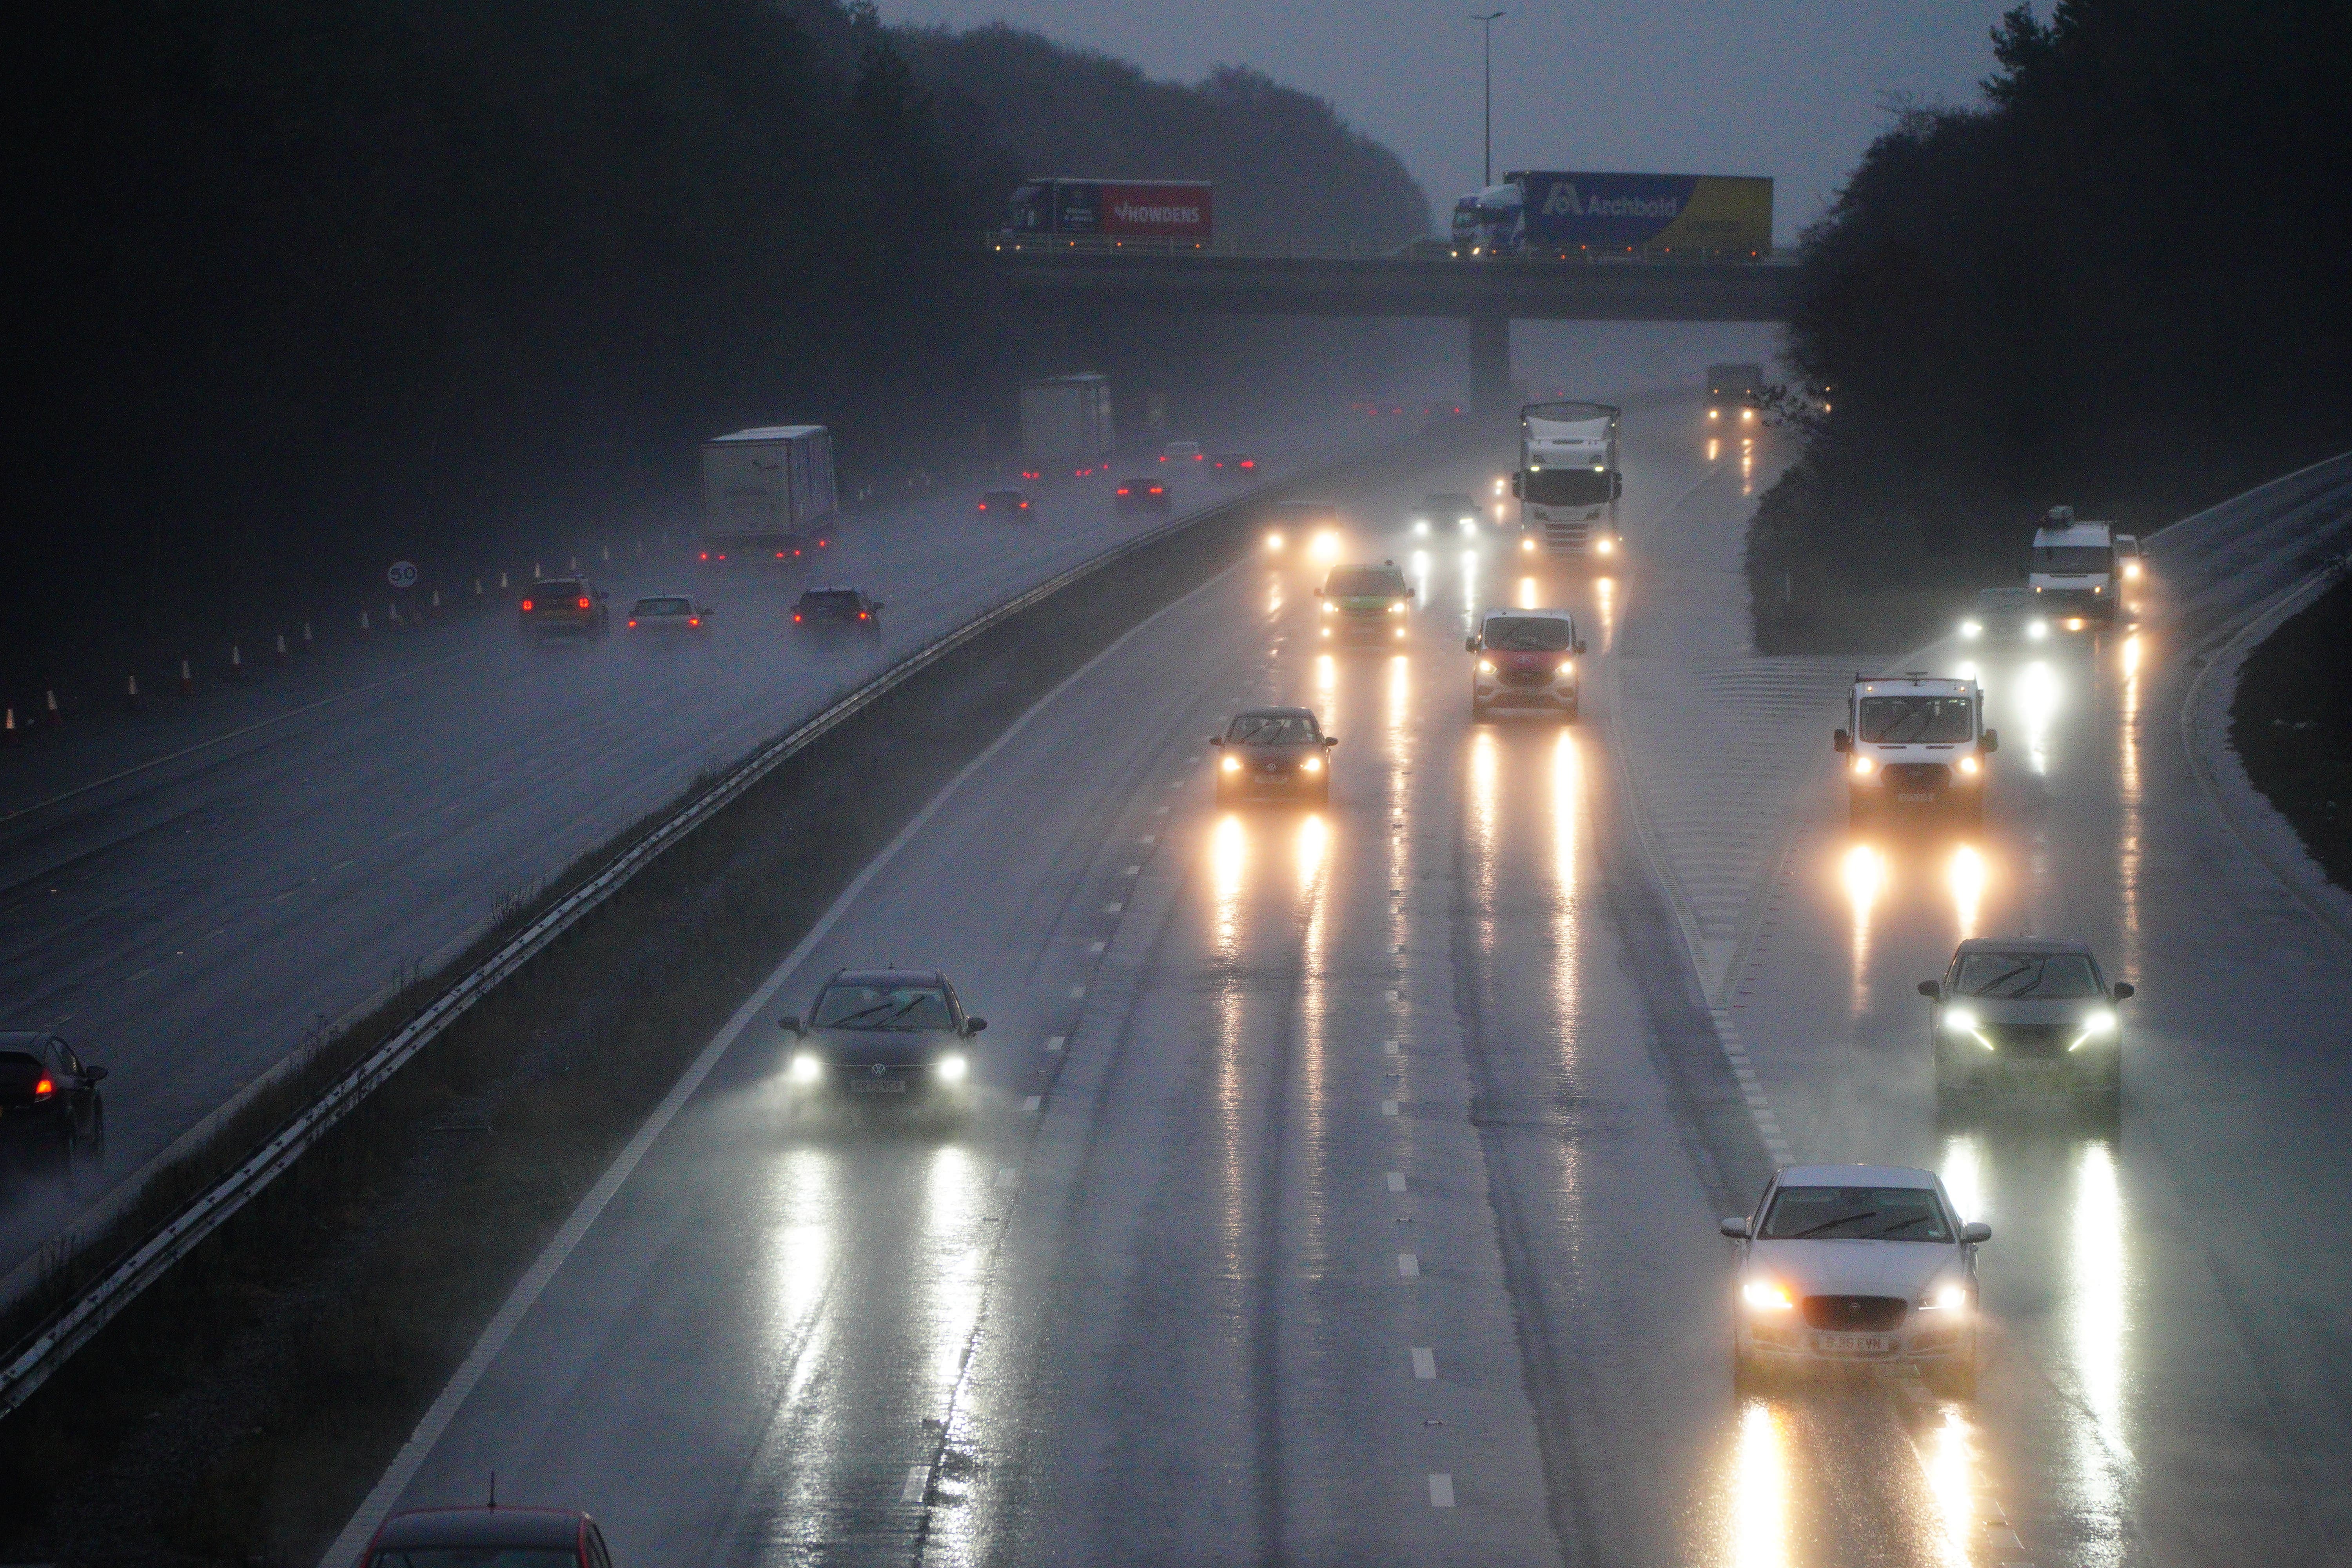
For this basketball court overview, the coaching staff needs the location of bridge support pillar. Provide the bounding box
[1468,309,1513,413]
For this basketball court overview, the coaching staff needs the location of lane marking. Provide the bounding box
[996,1167,1017,1186]
[1089,940,1106,953]
[1428,1474,1455,1508]
[1381,1100,1399,1117]
[1383,1040,1400,1056]
[1069,985,1085,998]
[1122,865,1141,876]
[1387,1172,1406,1192]
[1398,1253,1420,1277]
[900,1465,929,1504]
[1045,1035,1065,1053]
[1104,902,1123,913]
[1024,1095,1042,1112]
[1411,1347,1436,1379]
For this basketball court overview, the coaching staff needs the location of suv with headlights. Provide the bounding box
[1316,561,1413,644]
[1212,707,1336,806]
[1833,673,1997,826]
[1467,609,1584,721]
[778,970,986,1109]
[1918,938,2132,1109]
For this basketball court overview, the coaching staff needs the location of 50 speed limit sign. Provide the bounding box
[387,561,419,590]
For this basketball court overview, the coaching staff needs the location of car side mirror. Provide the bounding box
[1573,638,1587,655]
[1917,980,1942,1000]
[83,1064,109,1083]
[964,1017,988,1035]
[2111,982,2135,1001]
[1960,1221,1992,1245]
[1719,1216,1750,1239]
[778,1015,802,1034]
[1209,735,1223,746]
[1509,473,1524,499]
[1980,728,1999,754]
[1833,729,1852,753]
[1465,636,1481,653]
[1323,735,1338,748]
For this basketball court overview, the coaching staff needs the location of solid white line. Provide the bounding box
[1398,1253,1420,1277]
[1387,1172,1406,1193]
[900,1465,929,1504]
[1411,1347,1436,1379]
[321,538,1247,1566]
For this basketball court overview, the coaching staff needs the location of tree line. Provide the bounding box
[1746,0,2352,649]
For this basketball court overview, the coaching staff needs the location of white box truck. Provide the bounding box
[2027,506,2119,628]
[1021,374,1115,472]
[1514,401,1622,566]
[700,426,838,563]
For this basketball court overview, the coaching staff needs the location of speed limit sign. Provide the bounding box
[387,561,419,590]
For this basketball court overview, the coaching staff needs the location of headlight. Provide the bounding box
[1596,537,1614,555]
[1942,1007,1978,1034]
[2027,620,2049,640]
[2123,561,2142,580]
[1851,755,1875,777]
[1958,755,1980,775]
[1559,659,1575,677]
[1476,658,1495,674]
[1266,532,1284,551]
[1960,620,1982,638]
[1220,754,1241,773]
[1414,520,1430,535]
[1742,408,1757,421]
[1521,537,1536,552]
[1460,517,1476,533]
[1322,601,1336,614]
[936,1053,969,1082]
[1742,1279,1794,1312]
[1388,601,1406,614]
[1708,408,1720,419]
[2065,617,2085,631]
[2072,1009,2117,1044]
[1300,755,1323,773]
[1918,1283,1968,1312]
[789,1053,823,1083]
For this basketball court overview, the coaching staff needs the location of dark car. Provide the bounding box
[1115,477,1169,514]
[357,1505,613,1567]
[979,487,1033,517]
[1918,938,2133,1109]
[1212,707,1337,806]
[0,1032,107,1174]
[1959,586,2046,645]
[779,970,987,1107]
[1210,452,1256,476]
[519,579,610,635]
[792,586,882,633]
[625,594,710,634]
[1412,491,1483,536]
[1316,561,1414,644]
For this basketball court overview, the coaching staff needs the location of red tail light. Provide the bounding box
[775,551,785,559]
[699,551,710,561]
[1018,501,1029,509]
[689,617,700,627]
[520,599,535,612]
[793,612,802,622]
[858,611,869,619]
[1117,488,1129,497]
[32,1076,54,1100]
[1241,460,1255,469]
[577,597,591,610]
[818,539,828,547]
[978,503,987,511]
[627,619,637,628]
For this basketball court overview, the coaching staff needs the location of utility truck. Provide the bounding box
[1513,401,1622,566]
[1834,672,1998,827]
[700,426,837,564]
[2027,506,2120,628]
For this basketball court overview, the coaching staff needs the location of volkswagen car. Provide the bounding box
[1918,937,2132,1107]
[1316,561,1413,643]
[779,970,986,1109]
[1212,707,1336,806]
[519,578,609,635]
[1468,609,1584,720]
[1722,1164,1990,1396]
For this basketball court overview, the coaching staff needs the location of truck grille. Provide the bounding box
[1802,1295,1907,1332]
[1882,762,1950,789]
[1542,521,1590,553]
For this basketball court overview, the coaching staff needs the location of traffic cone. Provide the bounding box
[474,578,484,598]
[44,689,61,726]
[275,633,289,664]
[430,588,442,613]
[4,707,21,747]
[228,643,245,681]
[500,571,512,591]
[301,620,314,653]
[361,609,371,635]
[601,545,611,563]
[179,657,195,697]
[388,601,402,629]
[124,674,142,711]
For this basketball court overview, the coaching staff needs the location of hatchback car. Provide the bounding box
[792,586,882,633]
[1317,562,1414,643]
[1160,439,1203,463]
[1918,937,2132,1107]
[1115,477,1170,514]
[1468,609,1585,720]
[625,594,709,634]
[357,1504,613,1567]
[1212,707,1337,806]
[1211,452,1256,476]
[1959,585,2046,643]
[1722,1163,1991,1396]
[519,579,609,635]
[1412,491,1483,536]
[978,487,1033,517]
[780,970,986,1108]
[0,1032,107,1173]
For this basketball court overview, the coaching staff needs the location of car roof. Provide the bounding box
[1483,606,1573,621]
[376,1507,585,1549]
[1774,1164,1940,1190]
[632,593,691,604]
[801,585,865,595]
[1952,936,2096,956]
[826,968,948,989]
[1234,706,1316,720]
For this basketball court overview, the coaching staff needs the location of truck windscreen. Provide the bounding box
[1523,470,1613,506]
[2034,546,2113,572]
[1858,696,1975,743]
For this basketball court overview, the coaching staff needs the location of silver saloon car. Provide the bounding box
[1722,1164,1991,1396]
[1920,937,2133,1109]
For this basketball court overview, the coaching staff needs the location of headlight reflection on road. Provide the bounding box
[2070,1142,2129,1517]
[1842,844,1885,1017]
[1594,575,1618,652]
[1517,575,1539,609]
[1920,1406,1981,1568]
[1727,1400,1793,1568]
[922,1146,982,1380]
[1210,814,1247,949]
[2119,631,2143,963]
[1459,550,1478,617]
[1551,729,1584,1040]
[1949,845,1985,940]
[2020,659,2060,775]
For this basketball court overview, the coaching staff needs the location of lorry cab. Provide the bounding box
[1834,673,1998,827]
[2027,506,2119,628]
[1451,184,1523,255]
[1515,401,1623,566]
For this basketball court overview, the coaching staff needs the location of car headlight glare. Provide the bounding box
[1388,601,1406,614]
[1958,754,1980,775]
[1220,754,1241,773]
[1919,1284,1967,1312]
[1942,1007,1978,1034]
[2027,619,2049,639]
[1960,620,1982,638]
[1851,755,1875,777]
[1742,1279,1794,1312]
[1266,532,1284,551]
[1322,601,1336,614]
[1476,658,1495,674]
[1596,537,1614,555]
[2083,1009,2115,1035]
[789,1053,823,1083]
[937,1053,969,1082]
[1300,755,1323,773]
[1521,537,1535,552]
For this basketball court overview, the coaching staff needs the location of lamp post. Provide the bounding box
[1472,11,1504,187]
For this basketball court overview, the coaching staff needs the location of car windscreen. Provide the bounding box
[1760,1186,1953,1242]
[532,582,582,599]
[1521,469,1612,506]
[983,490,1024,504]
[1227,713,1319,746]
[632,597,690,615]
[2033,545,2112,572]
[1325,569,1405,597]
[1426,494,1476,510]
[1482,617,1574,652]
[1857,696,1974,743]
[801,591,861,608]
[1952,951,2103,998]
[812,984,955,1030]
[372,1552,579,1568]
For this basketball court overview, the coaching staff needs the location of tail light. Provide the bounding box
[627,619,637,628]
[1020,500,1029,509]
[520,599,535,612]
[1241,460,1255,469]
[792,612,802,622]
[775,552,785,559]
[858,611,869,620]
[818,539,828,547]
[700,550,710,560]
[689,617,701,627]
[32,1076,54,1100]
[1117,488,1129,497]
[577,597,591,610]
[978,503,987,511]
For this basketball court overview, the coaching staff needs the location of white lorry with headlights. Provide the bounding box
[1833,673,1997,826]
[2027,505,2119,628]
[1513,401,1622,565]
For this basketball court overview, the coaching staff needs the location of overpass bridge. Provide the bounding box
[982,243,1799,410]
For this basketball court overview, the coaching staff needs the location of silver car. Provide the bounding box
[1722,1164,1990,1396]
[1919,937,2133,1109]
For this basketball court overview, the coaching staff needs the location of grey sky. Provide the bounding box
[885,0,2021,246]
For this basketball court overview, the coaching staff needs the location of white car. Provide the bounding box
[1159,439,1203,464]
[1721,1164,1990,1396]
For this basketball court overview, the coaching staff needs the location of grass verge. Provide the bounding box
[2230,572,2352,890]
[0,416,1495,1566]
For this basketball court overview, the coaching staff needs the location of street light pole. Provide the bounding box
[1472,11,1504,187]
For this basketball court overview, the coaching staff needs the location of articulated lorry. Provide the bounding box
[1453,172,1773,258]
[700,426,838,563]
[1021,374,1116,470]
[1004,179,1214,244]
[1513,401,1622,566]
[2027,506,2120,628]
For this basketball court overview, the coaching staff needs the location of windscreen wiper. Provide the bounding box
[1791,1212,1875,1238]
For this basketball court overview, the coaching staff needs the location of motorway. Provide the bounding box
[343,385,2352,1568]
[0,414,1378,1286]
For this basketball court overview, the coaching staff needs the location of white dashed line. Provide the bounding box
[1045,1035,1065,1053]
[1123,865,1141,876]
[1428,1474,1455,1508]
[1711,1009,1794,1163]
[1104,902,1123,913]
[1385,989,1400,1002]
[1381,1100,1400,1116]
[900,1465,929,1503]
[1383,1040,1401,1056]
[1387,1171,1406,1192]
[1397,1253,1420,1277]
[1069,985,1085,998]
[1023,1095,1042,1112]
[1411,1347,1436,1379]
[1089,940,1106,953]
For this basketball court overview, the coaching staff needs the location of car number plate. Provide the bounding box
[850,1080,907,1094]
[1896,792,1935,802]
[1813,1332,1892,1355]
